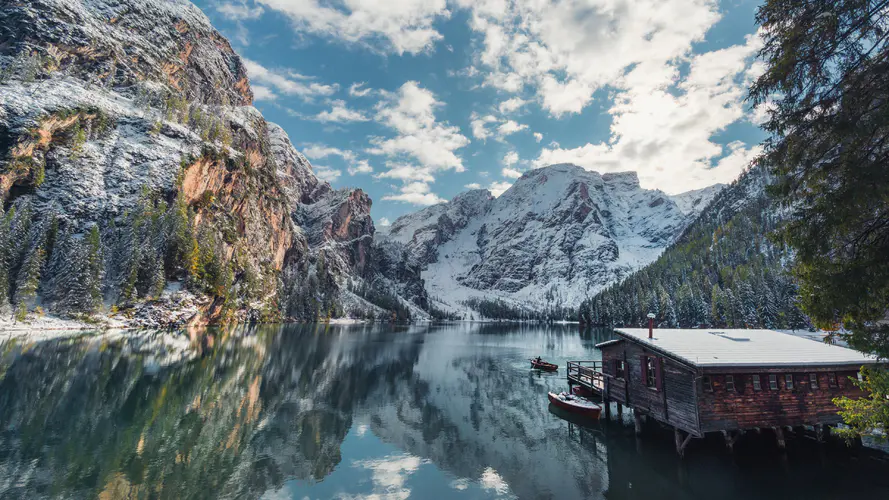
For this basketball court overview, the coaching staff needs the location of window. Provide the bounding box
[725,375,736,392]
[809,373,819,389]
[703,376,713,392]
[785,374,794,390]
[828,372,838,387]
[615,360,626,380]
[646,357,657,388]
[769,374,778,390]
[752,375,762,391]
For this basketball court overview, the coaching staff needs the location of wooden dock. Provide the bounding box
[567,361,605,394]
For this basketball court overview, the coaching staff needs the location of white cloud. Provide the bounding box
[303,144,374,176]
[312,165,341,182]
[382,181,446,206]
[313,100,370,123]
[489,181,513,197]
[251,85,276,101]
[348,159,374,175]
[379,217,391,227]
[533,132,543,142]
[464,183,482,189]
[256,0,451,55]
[215,1,264,21]
[497,120,527,138]
[502,168,522,179]
[502,151,519,167]
[470,112,498,141]
[368,82,470,205]
[242,59,337,101]
[498,97,528,114]
[462,0,722,117]
[349,82,373,97]
[534,34,764,193]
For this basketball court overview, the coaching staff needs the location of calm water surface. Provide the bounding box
[1,323,888,499]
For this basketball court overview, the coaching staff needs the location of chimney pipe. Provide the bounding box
[647,313,656,339]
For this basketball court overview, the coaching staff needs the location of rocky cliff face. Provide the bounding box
[379,164,717,315]
[0,0,415,325]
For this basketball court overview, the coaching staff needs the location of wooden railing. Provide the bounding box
[567,361,605,393]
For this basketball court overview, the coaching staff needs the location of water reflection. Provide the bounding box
[0,324,887,499]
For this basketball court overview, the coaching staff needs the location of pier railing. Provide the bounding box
[567,361,605,394]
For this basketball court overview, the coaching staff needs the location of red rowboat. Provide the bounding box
[571,385,595,398]
[547,392,602,418]
[530,359,558,372]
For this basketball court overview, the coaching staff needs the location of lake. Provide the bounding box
[1,323,888,499]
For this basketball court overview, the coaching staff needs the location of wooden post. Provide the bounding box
[616,403,623,418]
[774,427,786,450]
[674,427,693,458]
[815,424,824,443]
[634,411,643,436]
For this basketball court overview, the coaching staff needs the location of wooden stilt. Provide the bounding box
[604,400,612,420]
[815,424,824,443]
[617,403,623,418]
[674,427,693,458]
[774,427,786,450]
[634,411,643,436]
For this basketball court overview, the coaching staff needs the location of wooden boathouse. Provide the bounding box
[569,327,880,456]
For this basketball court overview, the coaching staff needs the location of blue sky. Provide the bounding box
[194,0,766,226]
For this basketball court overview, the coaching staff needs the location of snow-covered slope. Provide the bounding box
[670,184,726,215]
[380,164,713,315]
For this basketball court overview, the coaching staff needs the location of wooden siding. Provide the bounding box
[697,369,867,432]
[601,342,701,436]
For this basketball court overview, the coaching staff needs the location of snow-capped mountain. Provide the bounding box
[0,0,422,324]
[669,184,726,215]
[379,164,718,314]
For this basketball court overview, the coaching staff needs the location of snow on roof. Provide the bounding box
[613,328,880,368]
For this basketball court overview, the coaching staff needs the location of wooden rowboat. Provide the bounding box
[530,359,558,372]
[547,392,602,418]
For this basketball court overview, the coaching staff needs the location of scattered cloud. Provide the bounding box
[251,84,276,101]
[534,34,764,193]
[379,217,391,227]
[242,59,337,101]
[313,100,370,123]
[489,181,512,197]
[470,112,498,141]
[348,159,374,175]
[502,151,519,167]
[302,144,373,176]
[255,0,451,55]
[349,82,374,97]
[382,181,446,206]
[368,81,470,205]
[502,168,522,179]
[464,182,482,189]
[498,97,528,114]
[533,132,543,142]
[496,120,528,138]
[312,165,341,182]
[215,1,264,21]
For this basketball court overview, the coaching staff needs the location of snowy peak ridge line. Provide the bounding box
[381,163,715,316]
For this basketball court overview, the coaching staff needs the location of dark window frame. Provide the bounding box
[809,373,819,390]
[828,372,838,388]
[615,360,626,380]
[725,374,736,392]
[702,376,713,392]
[785,373,794,390]
[752,374,762,391]
[645,357,657,389]
[769,374,778,390]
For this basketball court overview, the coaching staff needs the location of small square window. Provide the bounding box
[646,357,657,388]
[809,373,819,389]
[616,360,625,379]
[725,375,736,392]
[785,374,794,390]
[769,374,778,390]
[703,376,713,392]
[828,372,838,387]
[752,375,762,391]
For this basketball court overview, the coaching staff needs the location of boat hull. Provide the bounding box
[530,360,558,372]
[547,392,601,418]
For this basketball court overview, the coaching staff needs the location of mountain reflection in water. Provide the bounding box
[1,323,888,499]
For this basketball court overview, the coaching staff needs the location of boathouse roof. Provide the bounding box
[609,328,880,368]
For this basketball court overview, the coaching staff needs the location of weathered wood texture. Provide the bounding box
[601,342,701,436]
[697,370,867,432]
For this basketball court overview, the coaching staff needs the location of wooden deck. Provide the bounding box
[567,361,605,394]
